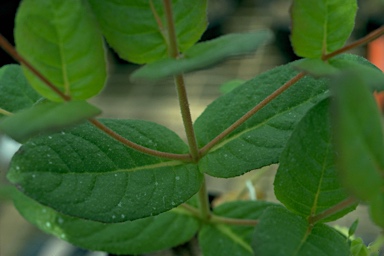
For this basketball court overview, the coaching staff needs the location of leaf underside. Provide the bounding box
[12,187,199,255]
[131,30,273,80]
[290,0,357,58]
[0,101,101,142]
[87,0,207,64]
[15,0,106,101]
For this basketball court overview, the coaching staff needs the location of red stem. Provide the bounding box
[0,34,71,101]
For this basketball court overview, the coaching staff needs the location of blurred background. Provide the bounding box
[1,0,384,255]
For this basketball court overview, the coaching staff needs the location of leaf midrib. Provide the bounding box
[205,90,329,153]
[29,160,187,175]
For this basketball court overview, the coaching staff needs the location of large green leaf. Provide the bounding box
[194,55,381,178]
[7,119,203,223]
[252,206,350,256]
[87,0,207,64]
[12,187,199,255]
[0,101,101,142]
[332,72,384,228]
[274,99,356,222]
[290,0,357,58]
[199,201,275,256]
[131,31,273,80]
[0,65,41,117]
[333,72,384,202]
[15,0,106,101]
[194,60,329,178]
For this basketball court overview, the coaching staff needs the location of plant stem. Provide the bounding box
[200,72,306,155]
[198,178,211,221]
[89,118,192,161]
[210,215,258,227]
[0,34,71,101]
[308,197,358,225]
[181,201,257,227]
[0,108,12,116]
[163,0,200,161]
[323,25,384,61]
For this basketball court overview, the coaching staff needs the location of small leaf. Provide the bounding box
[11,188,199,255]
[332,72,384,202]
[0,101,101,142]
[88,0,207,64]
[274,99,356,222]
[0,64,41,117]
[15,0,106,101]
[348,219,359,237]
[294,58,339,77]
[7,119,203,222]
[131,31,273,80]
[252,206,350,256]
[350,238,369,256]
[199,201,275,256]
[294,54,384,91]
[290,0,357,58]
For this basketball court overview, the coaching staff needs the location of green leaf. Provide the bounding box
[332,72,384,202]
[195,60,330,178]
[7,119,203,223]
[369,194,384,228]
[0,64,42,117]
[252,206,350,256]
[290,0,357,58]
[131,31,273,80]
[350,238,369,256]
[294,58,340,77]
[12,188,199,255]
[220,79,246,94]
[199,201,275,256]
[87,0,207,64]
[294,54,384,90]
[15,0,106,101]
[0,101,101,142]
[274,99,356,222]
[348,219,359,237]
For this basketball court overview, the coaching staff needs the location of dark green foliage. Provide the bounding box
[1,0,383,255]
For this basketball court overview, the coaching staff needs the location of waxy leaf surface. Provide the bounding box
[0,65,41,117]
[274,99,356,222]
[0,101,101,142]
[131,31,273,80]
[15,0,106,101]
[290,0,357,58]
[7,119,203,223]
[88,0,207,64]
[199,201,275,256]
[252,206,349,256]
[12,187,199,255]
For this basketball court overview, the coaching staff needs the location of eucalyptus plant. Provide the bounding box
[0,0,384,255]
